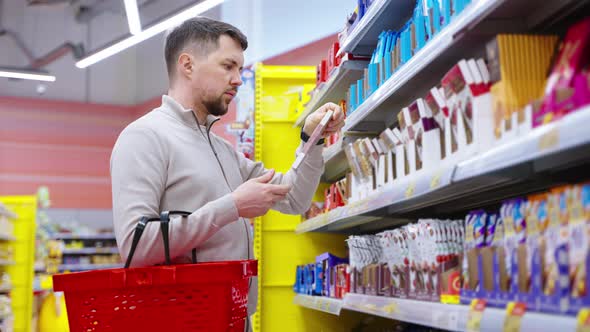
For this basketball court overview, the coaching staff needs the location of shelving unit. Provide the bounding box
[0,234,16,241]
[293,294,343,315]
[61,247,118,255]
[0,260,15,266]
[322,139,349,183]
[342,0,586,133]
[58,263,122,271]
[295,293,579,332]
[34,263,122,273]
[294,59,368,126]
[337,0,415,56]
[49,233,115,240]
[292,0,590,330]
[0,196,36,332]
[299,106,590,234]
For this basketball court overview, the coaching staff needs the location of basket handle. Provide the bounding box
[124,211,197,268]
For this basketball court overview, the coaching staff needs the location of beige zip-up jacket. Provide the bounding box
[110,95,324,316]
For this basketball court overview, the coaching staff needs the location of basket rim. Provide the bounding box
[52,259,257,293]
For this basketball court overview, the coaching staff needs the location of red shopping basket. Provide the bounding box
[52,211,257,332]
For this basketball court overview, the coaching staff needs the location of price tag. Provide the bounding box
[538,127,559,151]
[503,302,526,332]
[405,181,416,198]
[466,299,487,332]
[381,303,397,314]
[430,171,442,189]
[363,303,378,313]
[577,308,590,332]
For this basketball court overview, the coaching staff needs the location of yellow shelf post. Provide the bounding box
[252,64,359,332]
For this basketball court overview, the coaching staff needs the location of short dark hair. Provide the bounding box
[164,17,248,78]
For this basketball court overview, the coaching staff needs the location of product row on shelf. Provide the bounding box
[0,203,15,265]
[34,231,120,274]
[0,202,16,329]
[302,14,590,229]
[295,182,589,331]
[292,0,590,330]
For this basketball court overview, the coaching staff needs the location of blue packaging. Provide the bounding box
[400,22,412,64]
[349,83,357,113]
[368,63,379,96]
[413,4,427,52]
[442,0,452,27]
[357,78,364,105]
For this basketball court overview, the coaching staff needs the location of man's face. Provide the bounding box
[190,35,244,116]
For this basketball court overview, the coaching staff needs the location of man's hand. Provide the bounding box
[232,170,291,218]
[302,102,345,137]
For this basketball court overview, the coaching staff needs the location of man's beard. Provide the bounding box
[203,95,229,116]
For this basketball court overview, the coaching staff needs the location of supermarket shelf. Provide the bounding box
[294,59,368,127]
[61,247,119,255]
[342,0,584,132]
[322,142,349,183]
[338,0,415,56]
[339,293,577,332]
[0,206,17,219]
[293,294,343,315]
[33,262,44,272]
[343,294,467,331]
[50,233,116,240]
[0,286,12,293]
[58,263,122,271]
[454,106,590,181]
[34,263,122,272]
[0,260,15,266]
[0,234,15,241]
[297,107,590,234]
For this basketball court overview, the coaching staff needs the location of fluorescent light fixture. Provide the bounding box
[123,0,142,35]
[76,0,224,68]
[0,68,56,82]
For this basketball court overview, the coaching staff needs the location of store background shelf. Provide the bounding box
[0,234,16,242]
[61,247,119,255]
[50,233,115,240]
[295,293,579,332]
[337,0,415,56]
[294,59,368,127]
[293,294,343,315]
[0,286,12,293]
[299,107,590,234]
[0,260,15,266]
[342,0,587,133]
[58,263,122,271]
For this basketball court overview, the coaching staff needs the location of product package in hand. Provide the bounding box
[293,110,334,170]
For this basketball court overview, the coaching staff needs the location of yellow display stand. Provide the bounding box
[0,196,37,332]
[38,292,68,332]
[252,64,357,332]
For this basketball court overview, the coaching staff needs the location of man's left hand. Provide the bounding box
[303,102,345,137]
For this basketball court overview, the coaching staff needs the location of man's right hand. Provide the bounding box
[232,170,291,218]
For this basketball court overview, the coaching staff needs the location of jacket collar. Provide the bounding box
[161,95,219,130]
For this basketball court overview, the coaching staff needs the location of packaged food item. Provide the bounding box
[569,184,589,298]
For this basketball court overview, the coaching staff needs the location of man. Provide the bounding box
[110,16,344,330]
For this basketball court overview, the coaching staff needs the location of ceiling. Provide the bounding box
[0,0,221,105]
[0,0,354,105]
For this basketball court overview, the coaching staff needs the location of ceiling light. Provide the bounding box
[123,0,142,35]
[0,68,56,82]
[76,0,224,68]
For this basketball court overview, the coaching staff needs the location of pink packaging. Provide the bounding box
[539,17,590,123]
